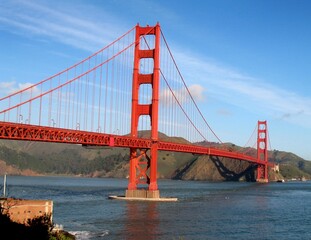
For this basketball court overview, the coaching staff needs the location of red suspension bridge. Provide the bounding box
[0,24,273,199]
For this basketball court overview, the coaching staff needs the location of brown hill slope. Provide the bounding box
[0,135,310,181]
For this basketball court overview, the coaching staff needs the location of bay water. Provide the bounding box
[3,176,311,239]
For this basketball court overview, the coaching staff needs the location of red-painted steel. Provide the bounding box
[129,24,161,191]
[256,121,269,182]
[0,23,273,190]
[0,122,151,148]
[0,121,274,168]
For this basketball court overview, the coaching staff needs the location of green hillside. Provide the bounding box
[0,135,310,181]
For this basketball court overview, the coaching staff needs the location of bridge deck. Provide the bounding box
[0,121,271,166]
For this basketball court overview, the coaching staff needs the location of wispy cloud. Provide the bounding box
[0,0,126,52]
[160,84,205,107]
[1,0,310,130]
[188,84,205,102]
[217,109,233,116]
[172,49,311,128]
[0,81,16,94]
[0,81,40,96]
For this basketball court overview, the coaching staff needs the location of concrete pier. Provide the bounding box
[257,179,269,183]
[109,189,178,202]
[125,189,160,198]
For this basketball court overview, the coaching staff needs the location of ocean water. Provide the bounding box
[3,176,311,240]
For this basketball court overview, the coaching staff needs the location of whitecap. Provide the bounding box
[70,230,110,239]
[69,231,91,240]
[98,230,109,237]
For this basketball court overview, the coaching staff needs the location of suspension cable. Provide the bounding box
[0,26,136,102]
[160,29,222,143]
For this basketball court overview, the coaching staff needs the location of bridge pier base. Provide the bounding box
[125,189,160,199]
[256,178,269,183]
[109,189,177,201]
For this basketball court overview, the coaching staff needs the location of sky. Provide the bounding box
[0,0,311,160]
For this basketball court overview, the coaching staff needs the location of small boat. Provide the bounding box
[277,179,285,183]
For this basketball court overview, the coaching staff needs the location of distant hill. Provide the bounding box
[269,149,311,179]
[0,133,310,181]
[0,133,193,179]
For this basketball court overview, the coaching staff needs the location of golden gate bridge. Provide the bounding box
[0,24,273,199]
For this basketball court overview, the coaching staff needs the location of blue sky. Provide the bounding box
[0,0,311,159]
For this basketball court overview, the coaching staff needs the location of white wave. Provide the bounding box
[69,231,91,240]
[70,230,109,239]
[99,230,109,237]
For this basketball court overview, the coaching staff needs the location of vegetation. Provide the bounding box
[270,149,311,179]
[279,164,310,179]
[0,206,75,240]
[0,144,128,175]
[0,137,311,181]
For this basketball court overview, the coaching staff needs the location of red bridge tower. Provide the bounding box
[256,121,269,183]
[126,24,161,198]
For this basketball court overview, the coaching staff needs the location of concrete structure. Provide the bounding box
[109,195,178,202]
[0,198,53,224]
[272,164,280,173]
[126,189,160,199]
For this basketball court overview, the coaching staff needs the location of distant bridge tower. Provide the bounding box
[256,121,269,183]
[126,24,161,198]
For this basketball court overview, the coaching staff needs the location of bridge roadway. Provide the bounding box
[0,121,272,166]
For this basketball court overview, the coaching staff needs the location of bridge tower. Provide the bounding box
[256,120,269,183]
[126,24,161,199]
